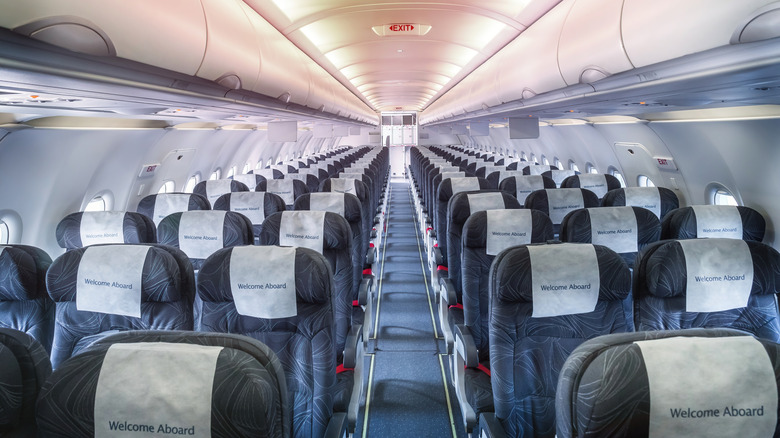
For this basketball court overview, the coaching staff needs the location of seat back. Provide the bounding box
[136,193,210,226]
[0,245,54,352]
[37,330,287,438]
[193,179,250,208]
[256,178,309,209]
[253,168,284,180]
[197,246,335,438]
[295,192,365,302]
[561,174,622,199]
[285,171,321,194]
[446,190,522,299]
[56,211,156,250]
[525,188,600,235]
[212,191,286,240]
[0,328,51,437]
[231,173,266,191]
[661,205,766,241]
[435,177,491,267]
[489,243,631,437]
[634,238,780,341]
[499,174,557,206]
[601,186,679,220]
[45,244,194,368]
[559,206,661,268]
[156,210,254,270]
[258,211,353,361]
[557,328,780,438]
[461,210,553,358]
[542,169,577,188]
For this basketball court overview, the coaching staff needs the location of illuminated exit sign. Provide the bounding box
[372,24,432,36]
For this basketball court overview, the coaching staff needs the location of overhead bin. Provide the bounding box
[496,0,571,103]
[0,0,207,75]
[622,0,777,68]
[558,0,633,86]
[198,0,260,90]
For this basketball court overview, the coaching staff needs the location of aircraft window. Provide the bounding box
[267,158,273,167]
[84,196,107,212]
[608,166,626,187]
[521,152,528,161]
[587,163,599,174]
[242,162,251,174]
[569,160,580,172]
[531,154,538,163]
[542,155,549,166]
[184,175,200,193]
[209,169,221,180]
[712,187,739,206]
[638,175,656,187]
[226,166,236,179]
[554,157,562,168]
[158,180,175,194]
[0,220,8,244]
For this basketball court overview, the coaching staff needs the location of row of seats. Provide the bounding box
[409,145,780,438]
[0,146,390,437]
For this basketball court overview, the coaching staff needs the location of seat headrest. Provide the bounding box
[0,246,44,301]
[46,245,183,305]
[294,193,362,224]
[543,169,577,187]
[136,193,210,226]
[56,211,156,249]
[525,188,600,225]
[156,211,253,262]
[462,209,554,253]
[447,191,521,225]
[557,328,780,438]
[212,191,287,226]
[661,205,765,241]
[602,187,679,219]
[259,211,352,252]
[639,239,780,302]
[492,243,630,308]
[230,173,265,191]
[37,336,286,437]
[198,246,331,309]
[437,177,490,201]
[561,174,621,198]
[193,180,250,207]
[559,206,660,254]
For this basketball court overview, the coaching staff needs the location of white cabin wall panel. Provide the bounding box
[0,0,207,75]
[0,128,166,257]
[648,119,780,245]
[593,122,690,205]
[198,0,260,90]
[497,0,572,103]
[621,0,775,67]
[558,0,633,85]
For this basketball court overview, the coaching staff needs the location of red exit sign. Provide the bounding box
[389,23,414,32]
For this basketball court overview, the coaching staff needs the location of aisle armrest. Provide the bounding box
[453,324,479,432]
[324,412,348,438]
[478,413,507,438]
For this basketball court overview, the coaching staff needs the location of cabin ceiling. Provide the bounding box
[246,0,561,112]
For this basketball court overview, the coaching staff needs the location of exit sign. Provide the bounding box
[372,24,432,36]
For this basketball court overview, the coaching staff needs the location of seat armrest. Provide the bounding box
[343,324,363,369]
[324,412,348,438]
[439,277,457,305]
[432,245,443,266]
[365,247,376,265]
[454,325,478,368]
[358,277,373,306]
[478,413,507,438]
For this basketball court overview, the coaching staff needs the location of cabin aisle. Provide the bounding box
[358,178,465,437]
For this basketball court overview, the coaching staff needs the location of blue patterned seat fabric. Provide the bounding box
[0,328,51,437]
[256,179,309,209]
[660,205,765,241]
[36,330,287,438]
[319,178,372,262]
[561,174,622,197]
[193,179,250,208]
[634,239,780,341]
[0,245,54,353]
[524,188,600,235]
[434,177,492,269]
[488,243,631,438]
[197,246,341,438]
[258,211,354,365]
[55,211,157,250]
[601,187,679,219]
[555,328,776,438]
[45,244,194,368]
